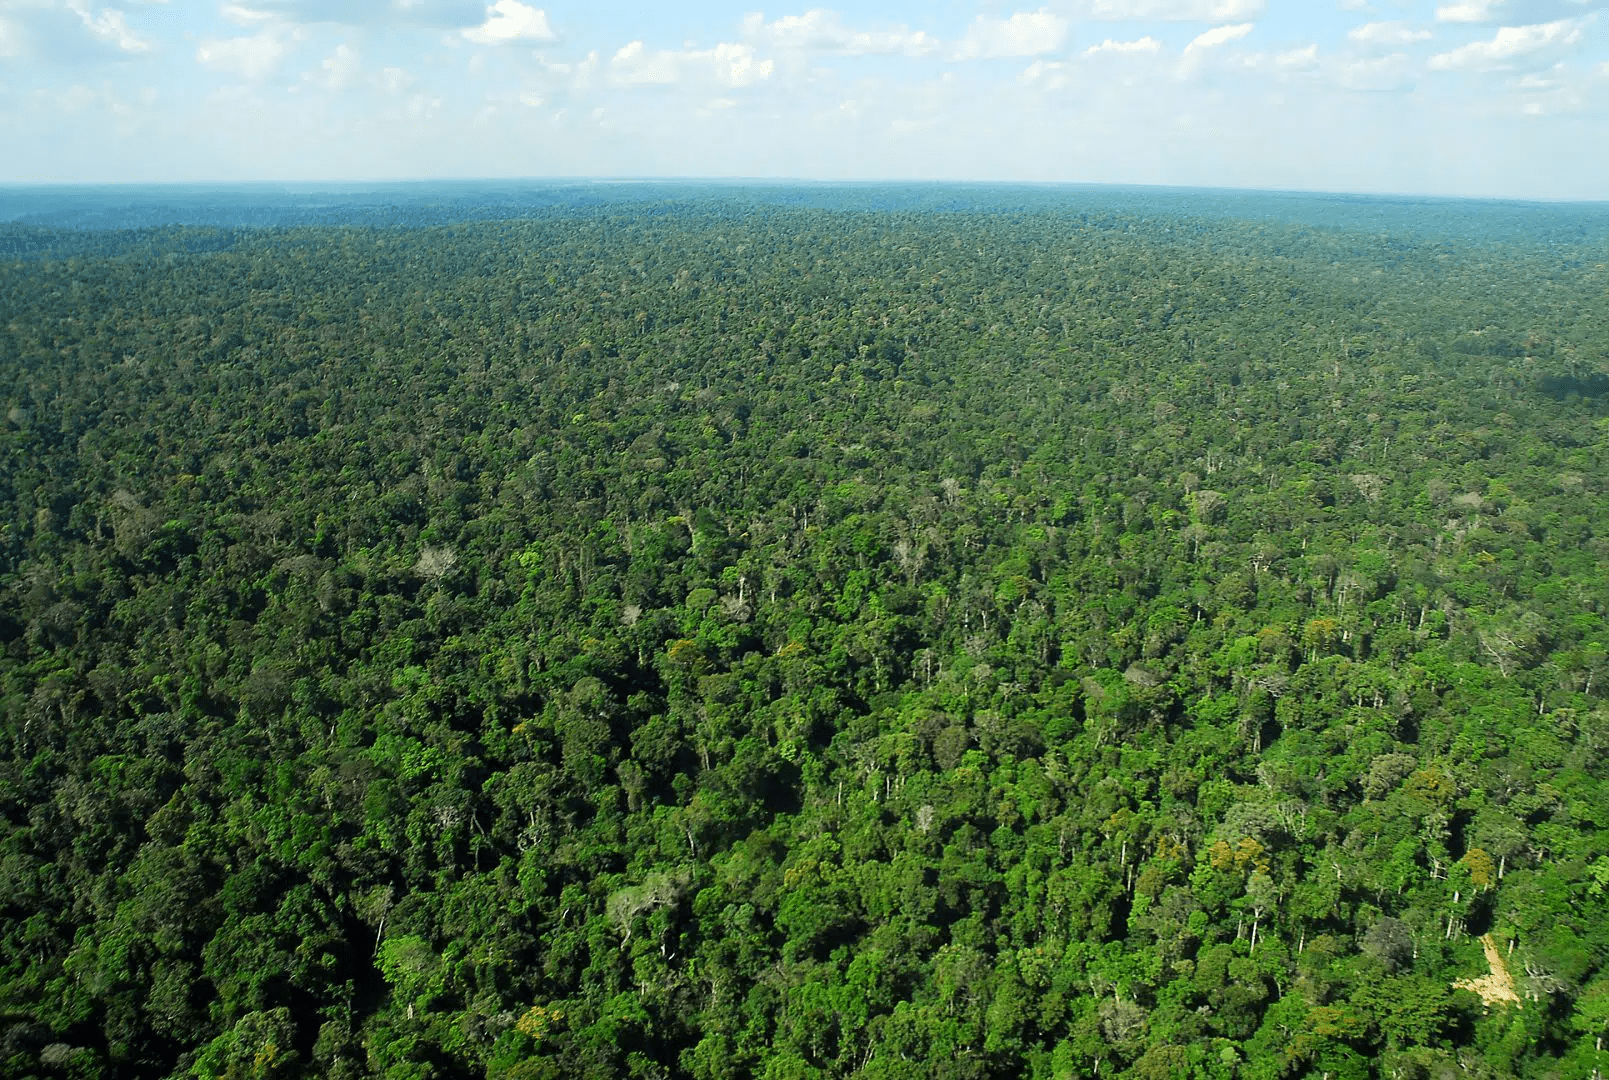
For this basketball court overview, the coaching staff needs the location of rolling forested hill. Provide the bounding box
[0,190,1607,1080]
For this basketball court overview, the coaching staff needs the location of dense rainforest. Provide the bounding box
[0,191,1607,1080]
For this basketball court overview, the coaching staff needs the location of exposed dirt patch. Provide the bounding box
[1453,933,1522,1010]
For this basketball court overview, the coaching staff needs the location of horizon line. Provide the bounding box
[3,176,1609,208]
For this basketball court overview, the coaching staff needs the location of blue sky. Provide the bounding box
[1,0,1605,197]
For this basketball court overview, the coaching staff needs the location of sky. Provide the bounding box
[1,0,1606,197]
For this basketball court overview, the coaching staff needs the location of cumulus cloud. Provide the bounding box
[406,92,441,119]
[1088,0,1264,20]
[65,0,149,52]
[1184,22,1254,52]
[319,42,358,87]
[953,9,1069,59]
[741,10,938,56]
[703,42,772,85]
[1435,0,1504,21]
[223,5,277,25]
[1338,51,1417,89]
[1348,21,1433,47]
[609,41,677,84]
[1275,44,1319,68]
[196,30,290,78]
[1019,58,1074,88]
[377,65,413,92]
[0,16,22,59]
[1431,0,1577,23]
[461,0,554,44]
[1428,18,1583,70]
[1083,36,1162,56]
[1240,42,1320,73]
[610,40,773,87]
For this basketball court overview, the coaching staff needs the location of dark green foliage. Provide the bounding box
[0,196,1607,1079]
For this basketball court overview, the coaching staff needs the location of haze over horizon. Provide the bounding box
[3,0,1608,200]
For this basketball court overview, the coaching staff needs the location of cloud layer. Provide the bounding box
[3,1,1608,197]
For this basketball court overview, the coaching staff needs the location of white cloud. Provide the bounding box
[0,2,167,64]
[377,65,412,92]
[0,16,25,59]
[461,0,554,44]
[1082,35,1163,56]
[1337,50,1416,89]
[45,82,104,112]
[1435,0,1503,21]
[1348,21,1432,47]
[610,40,677,84]
[953,9,1068,59]
[1019,58,1070,87]
[223,4,277,24]
[1432,0,1577,24]
[1275,44,1319,68]
[1515,67,1582,114]
[319,42,358,88]
[741,10,938,56]
[65,0,150,53]
[1088,0,1263,20]
[707,41,774,85]
[196,31,289,78]
[1428,18,1583,70]
[610,40,774,87]
[571,48,598,87]
[1184,22,1254,52]
[1240,42,1319,73]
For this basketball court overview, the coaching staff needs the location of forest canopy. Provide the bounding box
[0,188,1607,1080]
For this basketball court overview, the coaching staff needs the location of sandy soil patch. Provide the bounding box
[1453,933,1521,1010]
